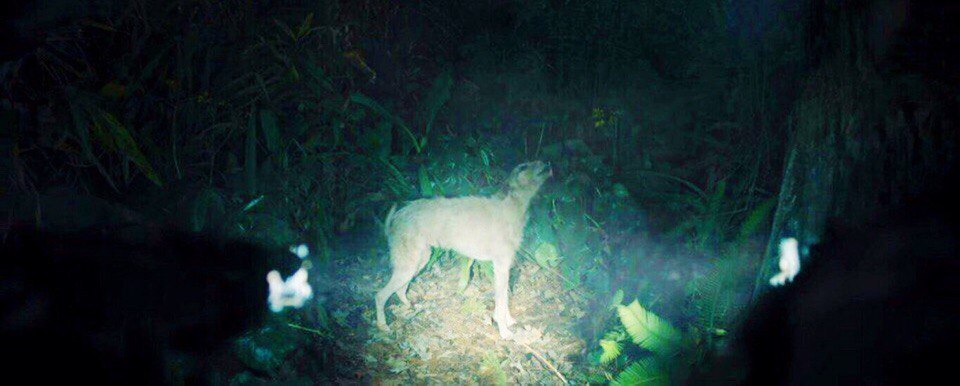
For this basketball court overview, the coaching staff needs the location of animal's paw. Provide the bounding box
[493,313,517,328]
[376,322,391,333]
[498,326,515,340]
[511,325,543,344]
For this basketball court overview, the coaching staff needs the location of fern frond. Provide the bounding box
[611,358,669,386]
[692,255,749,331]
[599,339,622,364]
[480,352,508,386]
[617,300,682,355]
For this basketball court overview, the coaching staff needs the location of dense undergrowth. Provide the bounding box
[1,0,815,383]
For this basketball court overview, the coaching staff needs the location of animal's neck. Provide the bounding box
[503,188,538,222]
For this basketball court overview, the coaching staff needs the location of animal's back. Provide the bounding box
[387,196,521,261]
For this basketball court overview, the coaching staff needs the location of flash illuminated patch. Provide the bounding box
[289,244,309,259]
[769,237,800,286]
[266,268,313,312]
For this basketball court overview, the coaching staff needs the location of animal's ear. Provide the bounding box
[507,164,524,186]
[509,170,529,189]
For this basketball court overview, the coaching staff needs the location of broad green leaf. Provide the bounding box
[599,339,621,364]
[611,358,669,386]
[98,111,162,186]
[617,300,682,355]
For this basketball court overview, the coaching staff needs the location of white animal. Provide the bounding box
[375,161,552,339]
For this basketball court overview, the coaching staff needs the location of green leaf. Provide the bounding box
[243,195,265,212]
[273,19,297,41]
[379,157,416,197]
[599,339,622,364]
[245,111,257,195]
[350,92,420,153]
[738,198,776,240]
[533,242,561,268]
[617,300,682,355]
[611,358,669,386]
[297,13,314,39]
[374,119,393,158]
[260,109,281,154]
[610,289,625,310]
[478,261,494,283]
[303,52,333,92]
[98,111,162,186]
[90,118,116,151]
[68,98,117,191]
[480,148,490,167]
[191,188,225,232]
[421,69,452,136]
[480,352,508,386]
[458,257,474,293]
[418,165,434,196]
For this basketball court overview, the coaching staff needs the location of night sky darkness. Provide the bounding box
[1,1,958,384]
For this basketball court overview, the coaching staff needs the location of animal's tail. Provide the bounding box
[383,204,398,238]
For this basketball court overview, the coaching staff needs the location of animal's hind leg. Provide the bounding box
[397,283,411,306]
[375,245,428,331]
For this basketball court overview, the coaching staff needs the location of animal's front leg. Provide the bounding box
[493,259,515,339]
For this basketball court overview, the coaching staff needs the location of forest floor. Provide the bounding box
[312,243,591,384]
[291,224,719,385]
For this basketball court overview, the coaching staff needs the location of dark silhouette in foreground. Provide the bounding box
[0,227,274,385]
[741,187,960,384]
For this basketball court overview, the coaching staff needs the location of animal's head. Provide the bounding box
[507,160,552,195]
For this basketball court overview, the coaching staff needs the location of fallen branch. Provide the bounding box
[516,340,568,385]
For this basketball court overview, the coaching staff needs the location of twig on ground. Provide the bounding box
[516,340,568,385]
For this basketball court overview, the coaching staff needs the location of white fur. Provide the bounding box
[267,268,313,312]
[770,237,801,286]
[376,161,552,339]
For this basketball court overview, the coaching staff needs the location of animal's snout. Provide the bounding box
[532,161,552,178]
